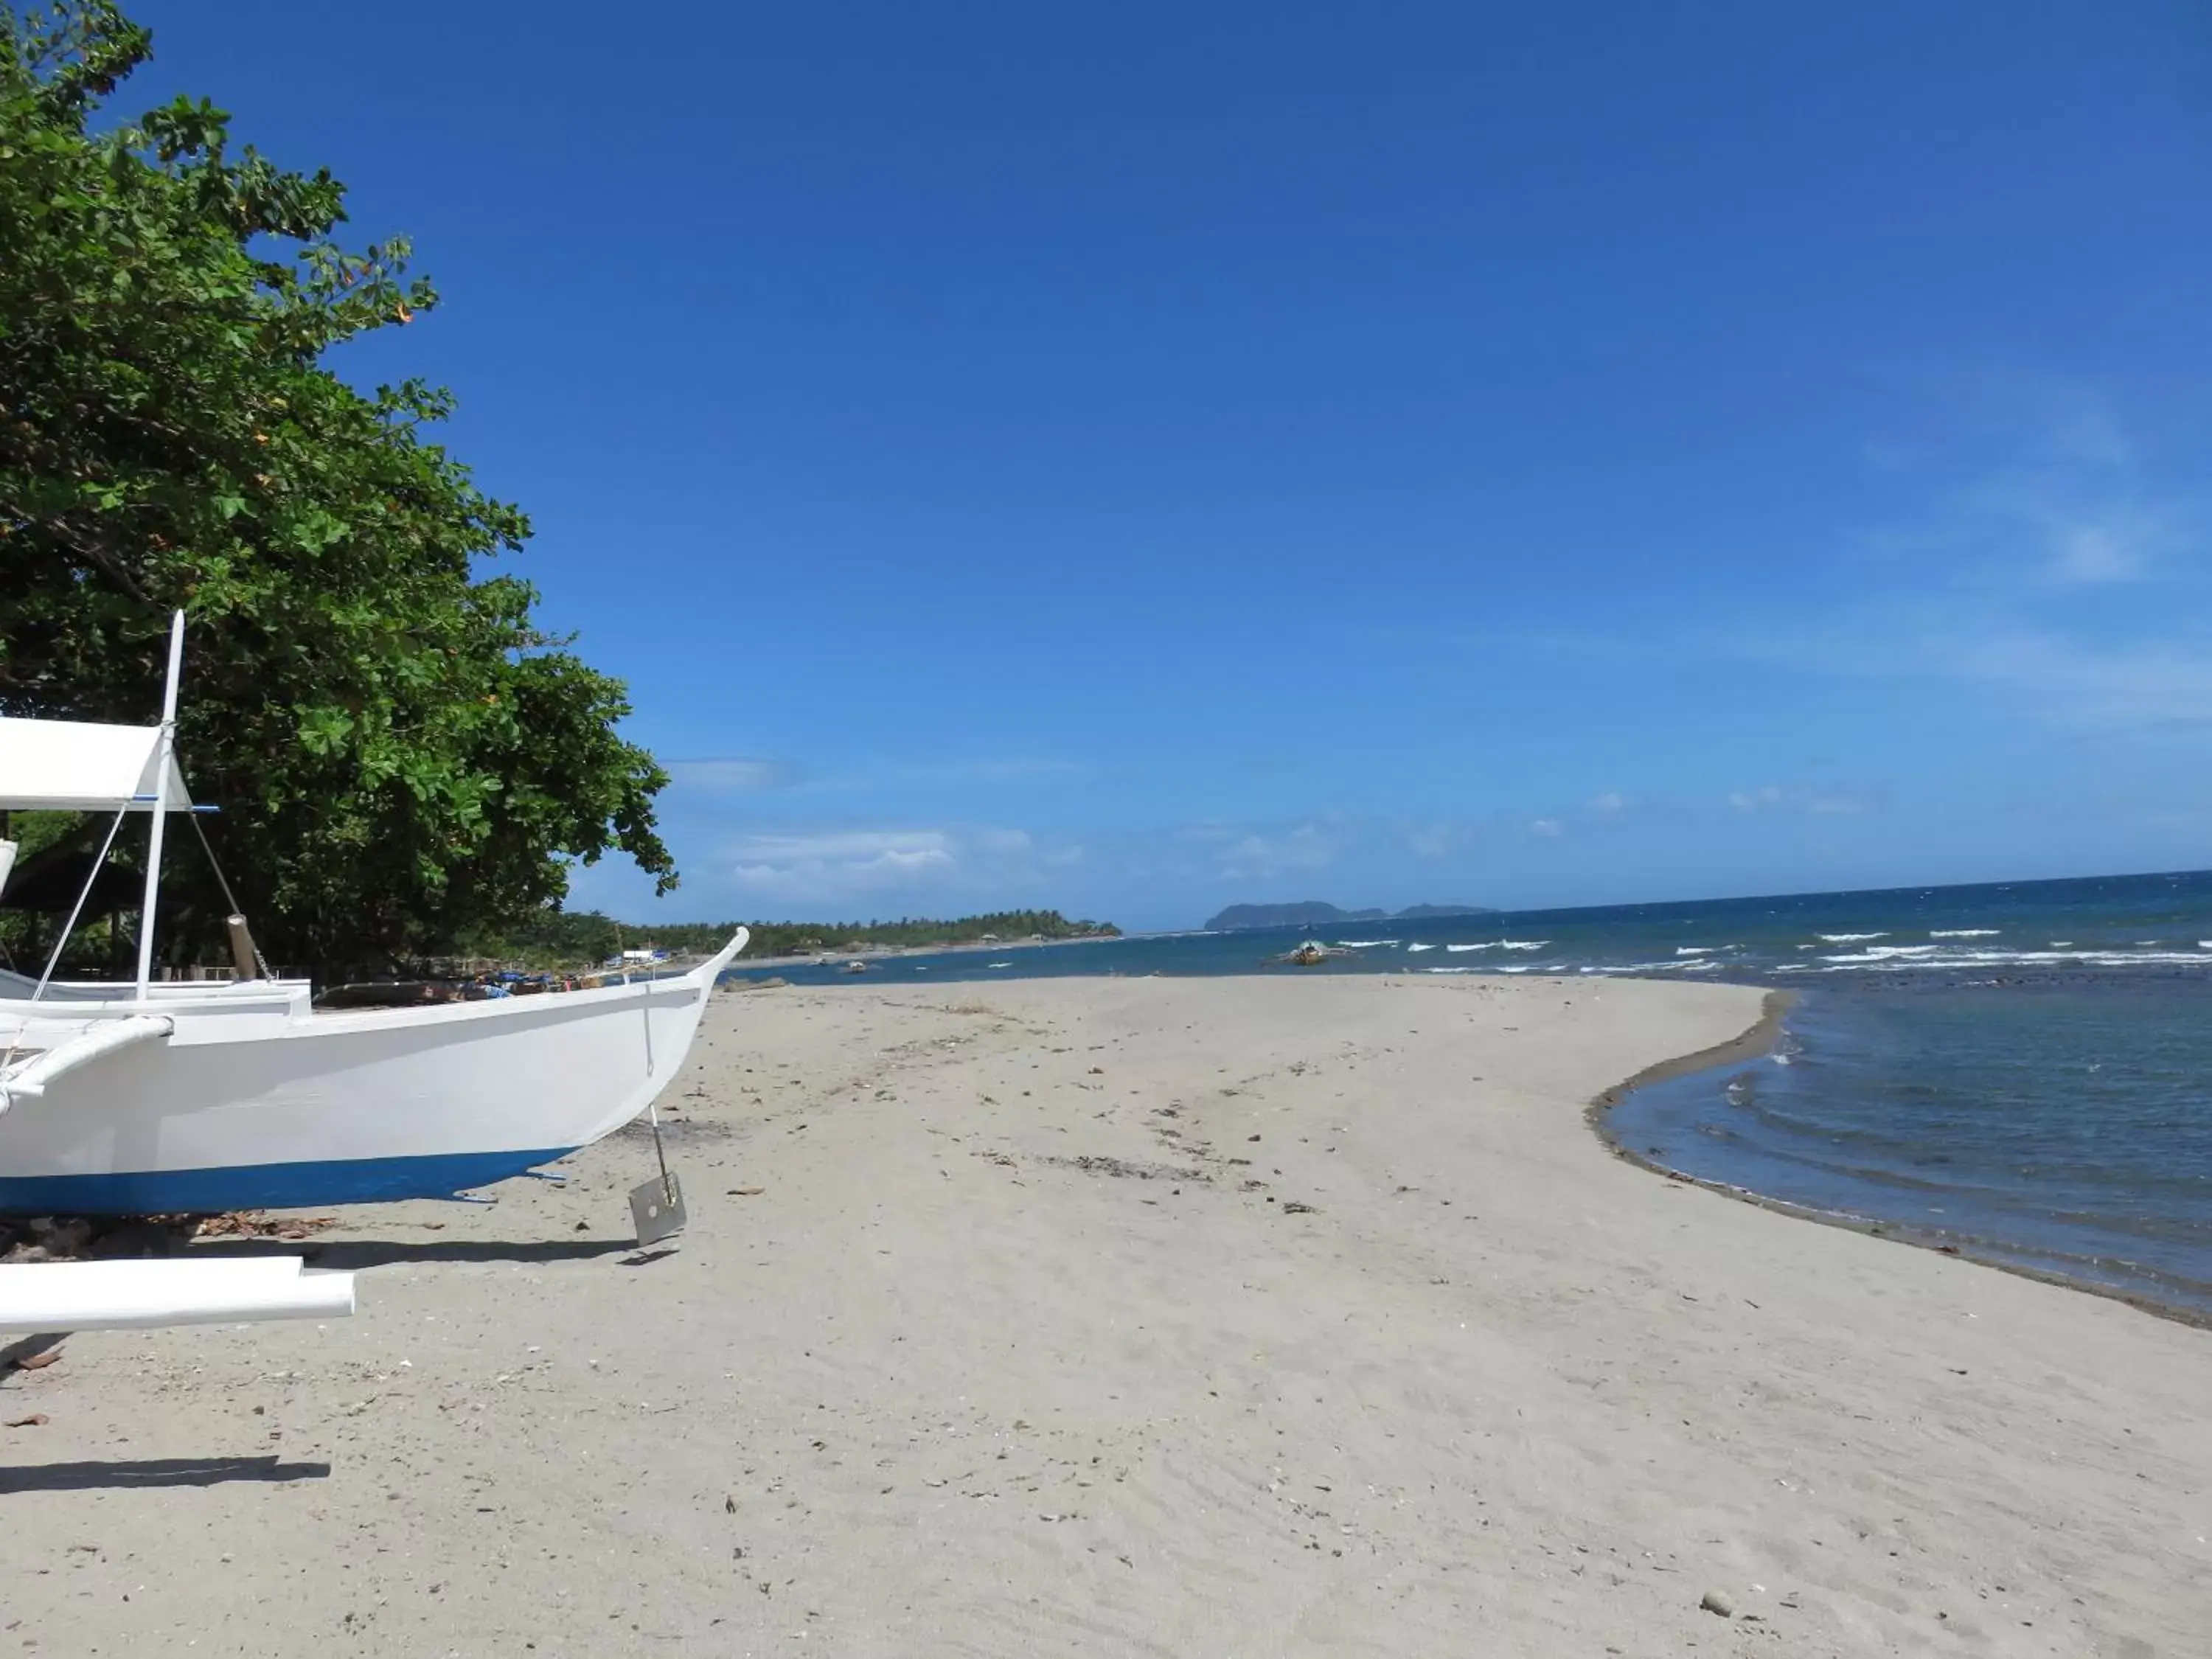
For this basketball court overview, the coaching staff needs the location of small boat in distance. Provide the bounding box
[0,613,745,1215]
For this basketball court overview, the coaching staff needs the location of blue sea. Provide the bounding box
[723,869,2212,1319]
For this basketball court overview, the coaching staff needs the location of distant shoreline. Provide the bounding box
[730,931,1123,972]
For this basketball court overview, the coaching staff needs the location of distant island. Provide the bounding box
[1203,901,1497,931]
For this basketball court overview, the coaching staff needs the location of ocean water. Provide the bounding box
[723,869,2212,1317]
[1607,983,2212,1316]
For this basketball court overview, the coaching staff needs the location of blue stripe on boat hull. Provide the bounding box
[0,1148,579,1216]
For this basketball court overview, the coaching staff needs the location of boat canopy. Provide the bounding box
[0,717,195,812]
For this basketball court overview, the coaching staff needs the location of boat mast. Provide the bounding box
[134,611,186,1001]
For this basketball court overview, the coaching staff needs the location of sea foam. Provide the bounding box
[1814,945,2212,973]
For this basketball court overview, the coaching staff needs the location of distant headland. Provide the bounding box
[1203,901,1498,932]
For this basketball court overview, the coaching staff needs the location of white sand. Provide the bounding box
[2,975,2205,1657]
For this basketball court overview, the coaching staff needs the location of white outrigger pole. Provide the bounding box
[0,1255,353,1336]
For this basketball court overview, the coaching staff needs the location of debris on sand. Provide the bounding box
[194,1212,340,1242]
[1043,1155,1208,1183]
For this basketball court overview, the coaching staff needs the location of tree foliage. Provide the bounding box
[0,3,674,974]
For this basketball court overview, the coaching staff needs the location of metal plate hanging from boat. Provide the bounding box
[629,1172,688,1247]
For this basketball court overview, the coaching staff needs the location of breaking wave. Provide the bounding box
[1820,945,1941,964]
[1815,947,2212,973]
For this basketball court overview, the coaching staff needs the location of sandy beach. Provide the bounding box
[3,974,2205,1657]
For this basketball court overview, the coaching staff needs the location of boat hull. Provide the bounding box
[0,936,744,1215]
[0,1145,577,1214]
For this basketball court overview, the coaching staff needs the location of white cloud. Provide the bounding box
[886,759,1089,787]
[1222,824,1333,880]
[1958,486,2175,588]
[1728,785,1867,816]
[1587,791,1626,815]
[2033,384,2132,469]
[1461,388,2202,741]
[728,830,955,900]
[1530,818,1563,838]
[1733,611,2212,734]
[1848,385,2186,591]
[664,757,794,792]
[1953,395,2178,586]
[1407,823,1454,858]
[717,825,1080,907]
[2042,512,2164,585]
[1705,389,2209,731]
[1942,630,2212,729]
[782,757,1091,796]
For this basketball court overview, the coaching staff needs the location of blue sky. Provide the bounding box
[137,2,2212,931]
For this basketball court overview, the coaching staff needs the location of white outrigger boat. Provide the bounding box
[0,613,744,1217]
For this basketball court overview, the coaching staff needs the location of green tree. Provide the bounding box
[0,3,675,975]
